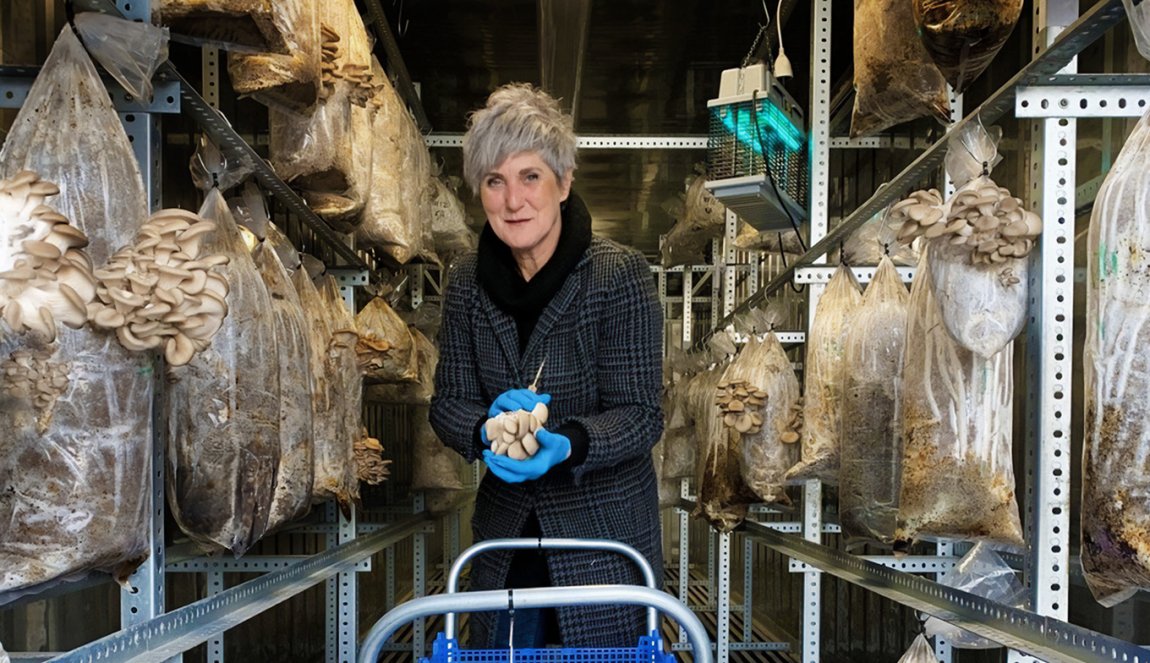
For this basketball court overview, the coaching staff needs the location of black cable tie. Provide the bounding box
[883,242,891,257]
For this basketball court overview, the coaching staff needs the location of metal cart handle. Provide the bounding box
[357,585,714,663]
[444,537,659,639]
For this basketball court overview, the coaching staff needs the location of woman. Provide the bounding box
[429,82,664,648]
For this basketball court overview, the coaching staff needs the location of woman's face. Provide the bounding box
[480,150,572,265]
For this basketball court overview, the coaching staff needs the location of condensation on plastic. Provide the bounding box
[357,62,425,265]
[897,249,1022,546]
[839,257,909,544]
[851,0,951,138]
[923,543,1028,648]
[252,241,315,533]
[166,189,280,556]
[227,0,321,113]
[1082,108,1150,607]
[730,333,800,505]
[74,13,169,102]
[0,27,152,601]
[786,264,862,483]
[912,0,1024,94]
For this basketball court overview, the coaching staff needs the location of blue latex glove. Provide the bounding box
[482,429,571,483]
[487,388,551,418]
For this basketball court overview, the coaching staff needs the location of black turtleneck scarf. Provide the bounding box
[476,191,593,352]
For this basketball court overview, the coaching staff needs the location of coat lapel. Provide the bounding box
[522,255,587,368]
[478,288,521,374]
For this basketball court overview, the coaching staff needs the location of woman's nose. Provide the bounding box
[505,180,525,210]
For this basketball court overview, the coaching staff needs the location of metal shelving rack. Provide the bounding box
[698,1,1146,662]
[0,1,457,661]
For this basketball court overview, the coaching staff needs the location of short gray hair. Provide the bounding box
[462,83,577,195]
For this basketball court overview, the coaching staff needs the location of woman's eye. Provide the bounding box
[525,172,540,182]
[485,177,502,187]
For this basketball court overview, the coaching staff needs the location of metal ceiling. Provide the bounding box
[386,0,817,257]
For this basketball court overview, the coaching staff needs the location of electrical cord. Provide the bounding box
[750,88,807,254]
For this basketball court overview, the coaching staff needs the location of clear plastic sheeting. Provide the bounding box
[897,250,1022,547]
[364,327,436,405]
[430,176,477,266]
[167,190,280,556]
[316,274,362,509]
[73,12,169,102]
[252,243,314,533]
[729,333,800,506]
[0,26,152,601]
[912,0,1024,94]
[357,64,425,266]
[660,379,696,481]
[924,543,1028,648]
[843,211,920,267]
[412,413,464,493]
[786,264,862,483]
[930,123,1030,358]
[155,0,299,52]
[227,0,320,112]
[1083,108,1150,607]
[291,267,352,508]
[1124,0,1150,59]
[691,336,758,532]
[839,257,909,544]
[659,174,732,267]
[896,634,936,663]
[851,0,950,137]
[268,0,373,228]
[356,296,417,383]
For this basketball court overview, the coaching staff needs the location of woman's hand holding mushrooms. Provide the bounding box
[482,428,571,483]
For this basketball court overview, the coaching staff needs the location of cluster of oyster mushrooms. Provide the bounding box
[892,189,946,242]
[319,24,376,105]
[87,208,230,366]
[893,182,1042,264]
[944,181,1043,264]
[1,348,69,431]
[485,400,550,460]
[354,429,390,484]
[0,171,96,342]
[715,379,767,434]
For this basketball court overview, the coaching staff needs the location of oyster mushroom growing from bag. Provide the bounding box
[87,207,230,366]
[0,171,96,343]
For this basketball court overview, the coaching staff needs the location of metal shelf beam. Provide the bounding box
[706,0,1128,337]
[44,514,431,663]
[740,520,1148,663]
[425,133,708,149]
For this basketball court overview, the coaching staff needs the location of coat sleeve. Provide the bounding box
[568,250,664,483]
[429,260,488,463]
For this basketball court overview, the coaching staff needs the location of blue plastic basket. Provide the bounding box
[420,631,675,663]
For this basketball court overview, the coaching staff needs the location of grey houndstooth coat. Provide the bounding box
[429,236,664,648]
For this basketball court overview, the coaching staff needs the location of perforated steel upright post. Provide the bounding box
[801,1,833,660]
[1012,3,1077,662]
[714,209,740,663]
[678,270,694,647]
[115,0,170,655]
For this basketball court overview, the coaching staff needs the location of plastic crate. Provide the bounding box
[420,631,676,663]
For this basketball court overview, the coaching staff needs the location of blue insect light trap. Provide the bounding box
[705,64,807,231]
